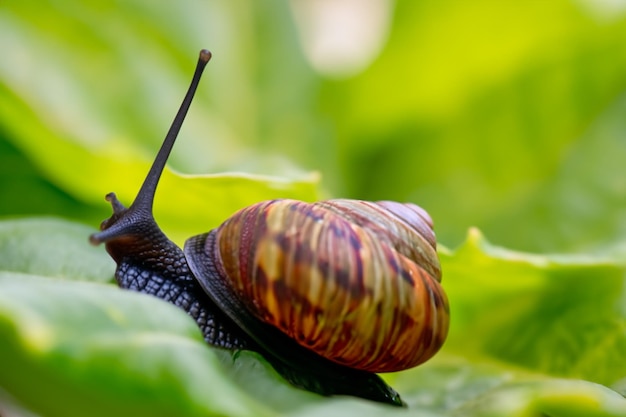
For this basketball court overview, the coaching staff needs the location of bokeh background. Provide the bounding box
[1,0,626,254]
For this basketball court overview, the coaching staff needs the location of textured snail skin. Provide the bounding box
[100,200,404,406]
[99,204,253,350]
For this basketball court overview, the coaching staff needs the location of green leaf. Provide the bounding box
[0,273,266,417]
[0,218,624,417]
[441,229,626,387]
[394,357,626,417]
[0,218,114,282]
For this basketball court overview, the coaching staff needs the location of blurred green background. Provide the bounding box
[1,0,626,254]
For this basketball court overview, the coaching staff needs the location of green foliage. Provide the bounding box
[0,218,113,282]
[0,1,625,416]
[1,0,625,252]
[329,0,626,251]
[0,218,624,417]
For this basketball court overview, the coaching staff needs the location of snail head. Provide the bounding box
[90,50,212,248]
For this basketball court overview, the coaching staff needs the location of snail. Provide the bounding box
[90,50,449,407]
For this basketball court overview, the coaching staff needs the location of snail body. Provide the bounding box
[91,50,449,407]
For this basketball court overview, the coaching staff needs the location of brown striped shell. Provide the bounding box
[211,199,449,373]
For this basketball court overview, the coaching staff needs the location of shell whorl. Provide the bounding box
[211,199,449,373]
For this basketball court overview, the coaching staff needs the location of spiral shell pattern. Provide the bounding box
[213,199,449,373]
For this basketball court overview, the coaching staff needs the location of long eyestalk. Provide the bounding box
[133,49,212,213]
[90,49,212,245]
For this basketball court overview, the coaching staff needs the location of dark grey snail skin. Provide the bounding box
[90,50,404,407]
[97,206,252,350]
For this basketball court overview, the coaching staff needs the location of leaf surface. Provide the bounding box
[0,219,624,416]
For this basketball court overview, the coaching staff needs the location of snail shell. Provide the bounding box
[185,199,449,373]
